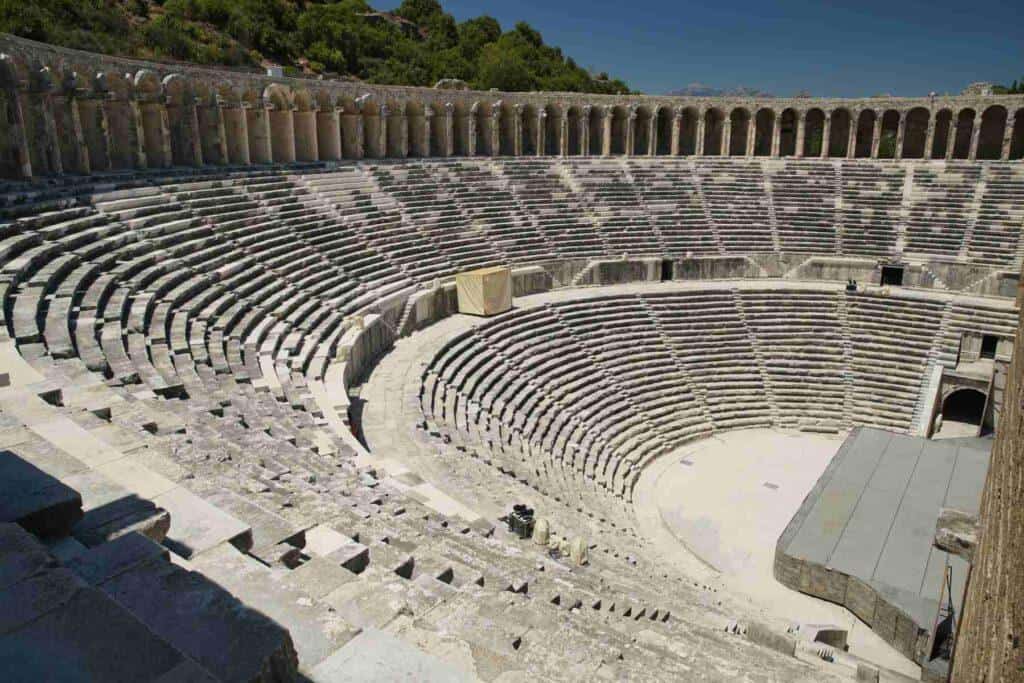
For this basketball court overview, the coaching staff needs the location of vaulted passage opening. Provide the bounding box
[753,109,774,156]
[802,109,825,157]
[978,106,1008,160]
[941,389,987,431]
[901,108,929,159]
[828,109,852,158]
[878,110,900,159]
[854,110,876,158]
[932,110,953,158]
[779,109,797,157]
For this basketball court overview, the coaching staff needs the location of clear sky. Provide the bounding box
[438,0,1024,97]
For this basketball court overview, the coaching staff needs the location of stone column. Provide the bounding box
[55,90,90,174]
[467,111,477,157]
[671,108,682,156]
[846,110,859,159]
[34,85,63,175]
[318,106,342,161]
[512,104,522,156]
[233,102,251,165]
[581,105,591,156]
[378,104,389,158]
[158,97,173,166]
[695,110,706,156]
[945,117,957,160]
[770,115,781,157]
[870,115,882,158]
[821,111,832,158]
[720,115,732,156]
[894,111,907,160]
[353,108,365,160]
[491,108,501,156]
[1001,117,1014,160]
[444,103,454,157]
[794,111,806,158]
[560,114,569,156]
[625,107,636,156]
[923,115,937,160]
[85,93,114,170]
[188,96,204,165]
[536,109,546,157]
[211,97,229,164]
[601,108,612,156]
[398,107,409,157]
[2,83,31,177]
[644,114,654,155]
[745,115,757,157]
[423,107,433,157]
[968,116,982,160]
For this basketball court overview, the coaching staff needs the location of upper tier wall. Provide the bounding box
[2,33,1024,179]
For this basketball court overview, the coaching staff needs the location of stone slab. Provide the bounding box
[308,627,476,683]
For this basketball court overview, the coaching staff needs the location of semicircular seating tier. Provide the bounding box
[419,287,1017,513]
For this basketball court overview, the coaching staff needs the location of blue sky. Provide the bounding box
[437,0,1024,97]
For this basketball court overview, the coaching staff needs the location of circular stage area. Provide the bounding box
[633,429,920,677]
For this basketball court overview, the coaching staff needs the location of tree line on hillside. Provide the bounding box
[0,0,631,94]
[995,79,1024,94]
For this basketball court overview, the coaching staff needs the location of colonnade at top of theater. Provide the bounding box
[2,35,1024,179]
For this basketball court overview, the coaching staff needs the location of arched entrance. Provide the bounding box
[937,389,988,438]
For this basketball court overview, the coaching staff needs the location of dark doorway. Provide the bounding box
[980,335,998,359]
[660,259,674,282]
[881,266,904,286]
[942,389,986,427]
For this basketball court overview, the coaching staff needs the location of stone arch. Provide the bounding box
[385,100,406,158]
[520,104,539,156]
[901,107,929,159]
[588,106,604,155]
[679,107,699,156]
[292,88,319,162]
[828,108,852,158]
[802,108,825,157]
[878,110,900,159]
[931,109,953,159]
[543,104,560,156]
[163,74,202,166]
[242,88,271,163]
[610,105,628,155]
[632,106,652,156]
[702,108,724,156]
[952,108,975,159]
[940,388,987,433]
[134,70,169,168]
[977,105,1008,160]
[728,107,750,156]
[314,90,341,161]
[753,108,774,156]
[655,106,672,156]
[1010,108,1024,160]
[854,109,876,158]
[778,108,798,157]
[263,83,295,163]
[566,106,582,156]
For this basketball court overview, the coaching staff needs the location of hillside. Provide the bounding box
[0,0,632,94]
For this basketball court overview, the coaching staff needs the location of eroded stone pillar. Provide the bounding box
[581,105,591,156]
[745,115,756,157]
[601,108,612,156]
[720,116,732,156]
[870,115,882,159]
[770,115,781,158]
[53,90,90,173]
[224,101,250,164]
[625,108,636,156]
[560,114,569,156]
[444,103,454,157]
[945,118,957,160]
[378,104,389,158]
[695,110,706,156]
[316,106,342,161]
[821,111,832,158]
[423,108,433,157]
[923,116,937,160]
[33,85,63,175]
[399,109,409,157]
[4,84,33,178]
[647,115,657,156]
[490,108,501,156]
[467,110,477,157]
[968,116,982,160]
[671,108,682,156]
[846,110,859,159]
[894,111,907,160]
[1001,117,1014,160]
[210,98,229,164]
[536,109,546,157]
[794,111,806,158]
[513,104,523,156]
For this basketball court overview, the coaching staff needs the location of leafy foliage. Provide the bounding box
[994,79,1024,95]
[0,0,631,93]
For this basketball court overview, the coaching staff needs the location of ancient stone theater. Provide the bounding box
[0,32,1022,683]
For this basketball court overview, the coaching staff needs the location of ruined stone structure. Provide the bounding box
[0,34,1022,683]
[2,33,1024,181]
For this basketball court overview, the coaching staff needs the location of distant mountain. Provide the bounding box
[667,83,776,97]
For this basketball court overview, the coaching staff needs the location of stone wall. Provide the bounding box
[2,33,1024,179]
[951,313,1024,682]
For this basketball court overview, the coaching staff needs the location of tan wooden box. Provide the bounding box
[456,266,512,316]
